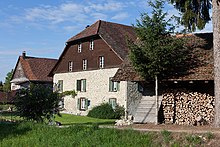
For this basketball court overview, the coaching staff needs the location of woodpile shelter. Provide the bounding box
[113,33,214,125]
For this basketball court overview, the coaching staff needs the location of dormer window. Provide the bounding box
[78,43,82,53]
[68,61,73,72]
[89,39,94,50]
[99,56,104,69]
[82,59,87,70]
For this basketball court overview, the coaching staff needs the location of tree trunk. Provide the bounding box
[155,75,158,124]
[213,1,220,127]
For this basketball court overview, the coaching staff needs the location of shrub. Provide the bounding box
[87,103,124,119]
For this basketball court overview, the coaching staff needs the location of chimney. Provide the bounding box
[22,51,26,58]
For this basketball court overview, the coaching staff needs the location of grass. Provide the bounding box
[0,122,156,147]
[0,111,115,125]
[0,122,215,147]
[54,113,116,125]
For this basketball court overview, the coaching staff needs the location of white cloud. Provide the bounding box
[112,12,129,21]
[86,2,125,12]
[91,13,108,20]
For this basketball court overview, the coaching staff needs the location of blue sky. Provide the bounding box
[0,0,212,82]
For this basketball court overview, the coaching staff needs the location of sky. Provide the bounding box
[0,0,212,82]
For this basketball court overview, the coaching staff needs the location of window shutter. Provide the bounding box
[85,98,88,110]
[58,80,63,92]
[77,98,80,110]
[112,100,116,110]
[76,80,81,91]
[82,79,86,92]
[109,78,113,92]
[117,82,120,91]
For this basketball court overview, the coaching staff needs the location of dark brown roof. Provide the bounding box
[50,20,136,76]
[67,20,136,60]
[14,56,57,82]
[0,91,16,103]
[113,33,214,81]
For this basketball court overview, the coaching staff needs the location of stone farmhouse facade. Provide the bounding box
[11,52,57,90]
[49,20,143,116]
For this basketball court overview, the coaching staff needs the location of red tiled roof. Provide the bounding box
[16,56,57,82]
[113,33,214,81]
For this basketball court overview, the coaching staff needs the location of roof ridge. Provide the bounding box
[96,20,102,34]
[19,55,57,60]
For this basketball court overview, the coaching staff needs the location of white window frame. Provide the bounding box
[76,79,86,92]
[80,98,86,110]
[89,39,94,50]
[82,59,87,70]
[109,78,120,92]
[68,61,73,72]
[109,98,117,109]
[78,42,82,53]
[99,56,104,69]
[57,80,63,92]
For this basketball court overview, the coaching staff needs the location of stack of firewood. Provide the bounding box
[162,89,215,126]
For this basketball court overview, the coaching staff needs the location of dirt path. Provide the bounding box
[119,123,220,134]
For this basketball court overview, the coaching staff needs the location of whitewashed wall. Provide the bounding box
[54,68,127,115]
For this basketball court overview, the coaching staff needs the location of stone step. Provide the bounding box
[139,100,156,105]
[136,108,156,113]
[134,115,156,123]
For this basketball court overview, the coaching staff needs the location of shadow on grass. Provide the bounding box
[61,121,115,126]
[0,121,32,141]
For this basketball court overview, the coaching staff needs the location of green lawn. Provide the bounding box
[55,113,116,125]
[0,111,115,125]
[0,122,214,147]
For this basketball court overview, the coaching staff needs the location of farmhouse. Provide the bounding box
[11,51,57,90]
[50,20,214,125]
[50,20,139,115]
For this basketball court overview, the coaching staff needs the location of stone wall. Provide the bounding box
[126,81,142,116]
[54,68,127,115]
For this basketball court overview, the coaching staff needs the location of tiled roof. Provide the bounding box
[0,91,16,103]
[15,56,57,82]
[67,20,136,60]
[113,33,213,81]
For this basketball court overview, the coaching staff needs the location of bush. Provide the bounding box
[87,103,124,119]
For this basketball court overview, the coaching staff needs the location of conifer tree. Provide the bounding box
[129,0,189,123]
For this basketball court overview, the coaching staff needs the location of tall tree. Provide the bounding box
[3,69,13,92]
[0,81,3,91]
[129,0,189,123]
[169,0,220,127]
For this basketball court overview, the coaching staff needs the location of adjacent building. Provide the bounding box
[11,52,57,90]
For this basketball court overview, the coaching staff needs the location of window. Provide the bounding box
[109,78,120,92]
[99,56,104,69]
[77,98,88,110]
[68,61,73,72]
[58,98,64,109]
[57,80,63,92]
[109,98,117,109]
[89,39,94,50]
[76,79,86,92]
[82,59,87,70]
[78,42,82,53]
